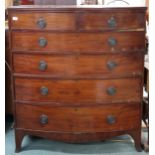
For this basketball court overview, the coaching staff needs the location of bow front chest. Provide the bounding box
[8,5,146,152]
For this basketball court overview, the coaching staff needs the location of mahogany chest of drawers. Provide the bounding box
[8,5,146,152]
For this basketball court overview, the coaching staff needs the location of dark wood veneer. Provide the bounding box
[10,12,76,30]
[13,53,143,77]
[8,5,146,152]
[79,12,145,30]
[12,31,145,53]
[15,78,141,103]
[16,103,140,132]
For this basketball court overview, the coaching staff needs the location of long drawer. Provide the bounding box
[12,31,145,53]
[16,103,140,132]
[10,12,76,30]
[15,78,141,103]
[13,53,143,77]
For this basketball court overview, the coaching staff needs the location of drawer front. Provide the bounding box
[79,12,145,30]
[10,12,76,30]
[12,32,145,53]
[13,53,143,77]
[15,78,141,103]
[16,103,140,132]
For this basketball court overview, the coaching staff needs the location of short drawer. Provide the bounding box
[15,78,141,103]
[79,12,145,30]
[16,103,140,132]
[13,53,143,77]
[12,31,145,53]
[10,12,76,30]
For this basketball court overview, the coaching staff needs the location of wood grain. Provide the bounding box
[13,53,143,78]
[79,12,145,30]
[15,78,141,103]
[10,12,76,30]
[12,31,145,53]
[16,103,140,132]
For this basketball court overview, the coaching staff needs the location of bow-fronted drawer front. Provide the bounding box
[12,31,145,53]
[16,103,140,132]
[13,53,143,78]
[14,78,141,104]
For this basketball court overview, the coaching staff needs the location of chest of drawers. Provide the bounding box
[8,5,146,153]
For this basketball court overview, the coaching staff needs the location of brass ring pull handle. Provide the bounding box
[39,114,48,125]
[107,17,117,28]
[39,60,47,71]
[40,87,49,96]
[38,38,47,47]
[108,37,117,46]
[107,61,117,70]
[37,18,47,29]
[107,87,117,96]
[107,115,116,124]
